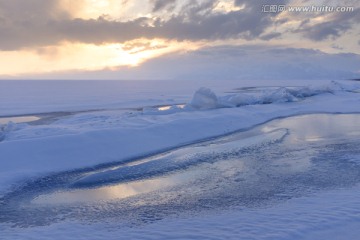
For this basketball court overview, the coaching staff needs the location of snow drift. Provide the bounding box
[140,81,359,116]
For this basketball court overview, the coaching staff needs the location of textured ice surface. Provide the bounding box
[1,80,360,239]
[1,114,360,240]
[72,128,288,187]
[183,81,358,111]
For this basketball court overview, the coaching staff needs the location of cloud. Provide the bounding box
[259,32,282,41]
[300,21,350,41]
[152,0,177,12]
[23,44,360,80]
[142,45,360,80]
[331,44,344,50]
[1,0,359,79]
[0,0,68,21]
[0,0,69,50]
[295,5,360,41]
[0,0,287,50]
[122,40,167,53]
[6,0,358,50]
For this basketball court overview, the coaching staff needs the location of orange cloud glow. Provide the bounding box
[0,39,199,76]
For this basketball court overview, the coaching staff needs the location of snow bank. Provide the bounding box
[217,80,359,106]
[148,80,360,115]
[0,80,359,194]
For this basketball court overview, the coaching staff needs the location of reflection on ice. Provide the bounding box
[0,116,40,124]
[144,104,185,113]
[33,178,175,205]
[261,114,360,143]
[157,104,185,111]
[33,168,200,205]
[36,114,360,206]
[1,113,360,227]
[157,106,172,111]
[35,114,360,207]
[72,128,288,188]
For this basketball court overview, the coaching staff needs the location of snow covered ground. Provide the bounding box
[1,79,360,239]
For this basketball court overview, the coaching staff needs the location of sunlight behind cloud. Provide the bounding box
[0,0,358,79]
[0,39,198,76]
[60,0,152,20]
[213,0,244,13]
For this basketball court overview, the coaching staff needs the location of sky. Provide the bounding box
[0,0,359,80]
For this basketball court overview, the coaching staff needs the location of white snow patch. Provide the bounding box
[0,79,360,239]
[146,80,360,115]
[0,80,359,194]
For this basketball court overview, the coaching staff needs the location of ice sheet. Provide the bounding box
[1,79,360,239]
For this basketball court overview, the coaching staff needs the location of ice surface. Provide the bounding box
[0,80,360,193]
[2,183,360,240]
[1,79,360,239]
[0,121,18,141]
[73,128,288,187]
[1,113,360,240]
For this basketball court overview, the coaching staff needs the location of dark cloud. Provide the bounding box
[0,0,287,50]
[0,0,69,49]
[1,0,358,51]
[0,0,68,22]
[296,6,360,41]
[152,0,177,12]
[235,0,288,6]
[300,21,350,41]
[331,44,344,50]
[259,32,282,41]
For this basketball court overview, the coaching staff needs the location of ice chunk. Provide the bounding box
[260,87,298,104]
[219,93,257,107]
[138,81,360,116]
[0,121,17,141]
[0,125,4,142]
[189,87,218,110]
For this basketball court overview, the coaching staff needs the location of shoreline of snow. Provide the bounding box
[0,80,360,194]
[0,79,335,116]
[1,79,360,240]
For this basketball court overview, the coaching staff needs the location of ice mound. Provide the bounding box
[190,87,218,110]
[218,93,257,107]
[261,87,298,104]
[142,81,358,115]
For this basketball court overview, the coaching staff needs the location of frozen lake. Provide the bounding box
[1,113,360,231]
[1,79,360,239]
